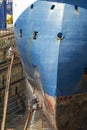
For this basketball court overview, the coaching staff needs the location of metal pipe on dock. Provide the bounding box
[1,54,14,130]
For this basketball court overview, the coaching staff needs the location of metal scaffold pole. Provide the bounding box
[24,109,35,130]
[1,54,14,130]
[24,96,38,130]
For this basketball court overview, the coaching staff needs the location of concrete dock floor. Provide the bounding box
[6,110,52,130]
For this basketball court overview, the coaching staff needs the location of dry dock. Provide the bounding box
[0,27,51,130]
[0,28,26,129]
[0,28,87,130]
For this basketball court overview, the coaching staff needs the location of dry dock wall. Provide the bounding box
[0,29,26,124]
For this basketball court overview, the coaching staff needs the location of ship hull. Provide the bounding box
[13,0,87,129]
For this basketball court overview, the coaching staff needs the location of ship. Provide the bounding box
[0,0,6,29]
[13,0,87,130]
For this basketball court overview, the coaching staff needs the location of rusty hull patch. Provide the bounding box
[56,93,87,130]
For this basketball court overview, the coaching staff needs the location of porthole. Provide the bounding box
[31,4,33,9]
[19,29,22,38]
[74,5,78,10]
[33,31,38,40]
[50,5,55,10]
[57,32,65,40]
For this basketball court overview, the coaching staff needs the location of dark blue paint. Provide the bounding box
[0,0,6,29]
[42,0,87,9]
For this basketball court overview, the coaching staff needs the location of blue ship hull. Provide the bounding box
[0,0,6,29]
[14,0,87,129]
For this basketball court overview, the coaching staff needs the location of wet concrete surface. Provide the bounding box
[56,93,87,130]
